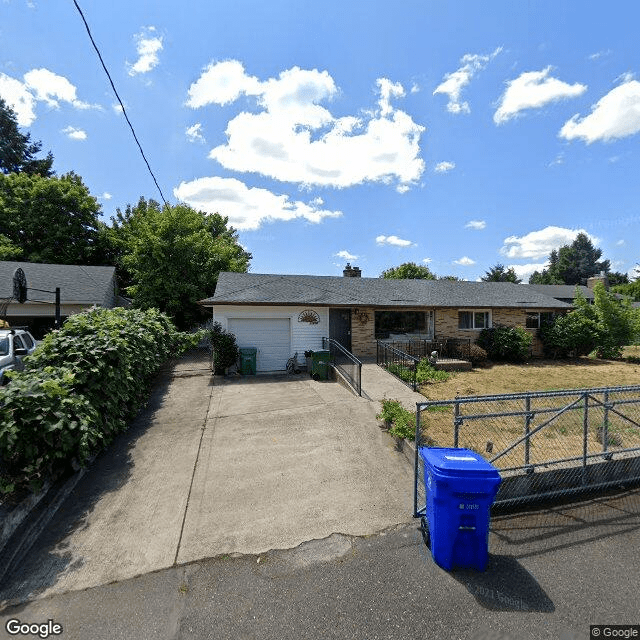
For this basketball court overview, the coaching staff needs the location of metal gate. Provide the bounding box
[414,385,640,514]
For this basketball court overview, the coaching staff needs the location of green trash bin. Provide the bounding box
[311,350,330,380]
[239,347,257,375]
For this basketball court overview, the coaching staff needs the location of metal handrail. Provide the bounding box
[376,341,420,391]
[322,337,362,396]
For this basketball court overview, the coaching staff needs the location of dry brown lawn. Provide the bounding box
[417,358,640,470]
[422,357,640,400]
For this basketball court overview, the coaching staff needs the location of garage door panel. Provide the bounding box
[228,318,290,372]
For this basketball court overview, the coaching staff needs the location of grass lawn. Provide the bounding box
[417,357,640,469]
[420,357,640,400]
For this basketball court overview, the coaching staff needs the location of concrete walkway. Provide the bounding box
[0,356,414,606]
[360,361,425,411]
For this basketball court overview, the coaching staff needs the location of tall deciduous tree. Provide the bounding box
[115,199,251,328]
[481,263,522,283]
[380,262,436,279]
[0,98,54,176]
[0,171,102,264]
[529,233,610,285]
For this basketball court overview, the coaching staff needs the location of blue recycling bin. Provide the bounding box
[419,447,501,571]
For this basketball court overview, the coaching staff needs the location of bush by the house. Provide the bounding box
[476,325,532,362]
[456,343,488,367]
[540,284,639,359]
[0,307,199,495]
[209,322,239,374]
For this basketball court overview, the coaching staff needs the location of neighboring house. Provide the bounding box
[526,284,595,305]
[200,267,571,372]
[526,274,612,305]
[0,261,122,337]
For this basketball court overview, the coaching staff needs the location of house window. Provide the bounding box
[375,310,430,339]
[458,310,491,330]
[525,312,555,329]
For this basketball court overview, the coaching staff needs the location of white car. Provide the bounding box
[0,328,39,384]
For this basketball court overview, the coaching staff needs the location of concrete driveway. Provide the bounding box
[0,357,413,605]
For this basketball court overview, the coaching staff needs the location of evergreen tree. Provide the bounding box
[481,263,522,283]
[0,98,54,176]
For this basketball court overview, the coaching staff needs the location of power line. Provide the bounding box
[71,0,169,207]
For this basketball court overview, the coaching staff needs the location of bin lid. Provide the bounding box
[419,447,500,477]
[239,347,257,355]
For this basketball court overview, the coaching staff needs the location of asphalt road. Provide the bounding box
[1,487,639,640]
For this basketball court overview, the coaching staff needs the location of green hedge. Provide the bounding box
[0,307,200,495]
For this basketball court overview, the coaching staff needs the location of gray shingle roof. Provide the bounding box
[203,272,572,309]
[525,284,594,301]
[0,261,116,307]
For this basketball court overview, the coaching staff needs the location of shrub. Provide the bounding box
[477,325,532,362]
[0,307,197,494]
[209,322,239,373]
[456,343,488,367]
[376,399,416,441]
[416,359,450,383]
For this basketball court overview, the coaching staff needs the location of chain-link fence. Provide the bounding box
[414,385,640,514]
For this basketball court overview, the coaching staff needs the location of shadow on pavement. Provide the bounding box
[0,371,176,607]
[490,486,640,560]
[453,555,554,612]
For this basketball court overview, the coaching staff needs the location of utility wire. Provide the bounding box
[71,0,169,207]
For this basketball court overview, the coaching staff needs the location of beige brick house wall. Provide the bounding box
[350,306,376,359]
[351,306,552,359]
[435,308,546,356]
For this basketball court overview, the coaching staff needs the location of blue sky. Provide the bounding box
[1,0,639,281]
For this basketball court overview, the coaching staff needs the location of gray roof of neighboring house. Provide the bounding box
[0,261,117,307]
[525,284,595,301]
[203,272,573,309]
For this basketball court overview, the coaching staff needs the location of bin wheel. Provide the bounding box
[420,517,430,548]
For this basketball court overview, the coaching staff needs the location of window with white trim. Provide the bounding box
[525,311,555,329]
[458,310,491,330]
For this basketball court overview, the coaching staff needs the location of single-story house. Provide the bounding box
[0,261,123,337]
[200,266,572,372]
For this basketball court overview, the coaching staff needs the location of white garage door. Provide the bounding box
[228,318,291,372]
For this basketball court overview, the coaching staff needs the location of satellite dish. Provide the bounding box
[12,267,27,303]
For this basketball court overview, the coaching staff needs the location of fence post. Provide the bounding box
[454,400,460,448]
[582,392,589,485]
[414,405,421,517]
[602,388,609,453]
[524,394,531,466]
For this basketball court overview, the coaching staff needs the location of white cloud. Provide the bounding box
[0,72,36,125]
[616,239,625,246]
[588,50,612,61]
[454,256,476,265]
[173,176,342,231]
[375,235,415,247]
[335,250,358,261]
[433,47,502,114]
[422,257,432,264]
[494,67,587,124]
[62,126,87,140]
[24,68,94,110]
[559,80,640,143]
[510,262,548,281]
[465,220,486,230]
[186,123,205,143]
[410,82,420,94]
[434,161,455,173]
[186,61,425,190]
[500,226,598,259]
[0,69,98,126]
[101,192,112,200]
[127,27,163,76]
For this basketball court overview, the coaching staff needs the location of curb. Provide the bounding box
[0,466,88,587]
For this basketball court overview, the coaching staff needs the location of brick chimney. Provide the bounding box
[586,271,609,290]
[343,263,362,278]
